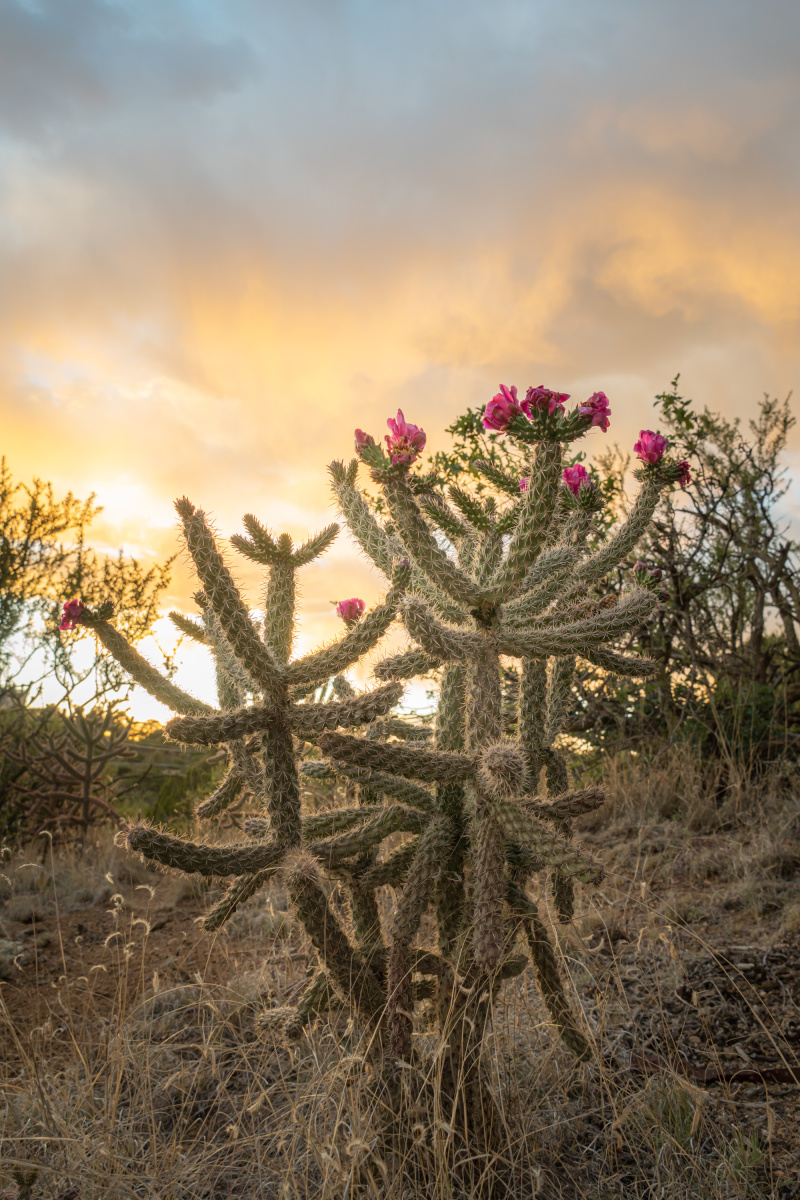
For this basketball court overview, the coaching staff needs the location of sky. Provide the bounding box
[2,0,800,715]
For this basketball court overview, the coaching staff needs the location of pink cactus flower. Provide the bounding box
[59,599,85,631]
[579,390,611,432]
[524,385,570,417]
[562,464,589,496]
[336,597,366,623]
[634,430,668,465]
[676,460,692,488]
[632,561,648,573]
[482,384,526,431]
[519,477,529,492]
[354,429,375,453]
[384,410,426,466]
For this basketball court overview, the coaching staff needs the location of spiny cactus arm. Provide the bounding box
[401,597,485,662]
[263,560,296,662]
[374,647,442,680]
[288,681,404,735]
[291,523,340,566]
[195,766,245,819]
[200,604,252,709]
[89,619,213,715]
[472,795,508,969]
[359,838,419,889]
[230,514,284,564]
[465,646,503,748]
[387,815,452,1056]
[576,477,663,584]
[125,823,284,877]
[436,662,467,752]
[176,499,284,694]
[285,562,409,686]
[243,815,271,838]
[165,704,276,746]
[169,611,207,643]
[279,973,342,1040]
[329,459,403,576]
[286,853,385,1018]
[330,461,467,623]
[381,473,486,608]
[310,804,427,865]
[545,655,576,747]
[528,787,605,821]
[476,740,530,800]
[446,485,494,533]
[490,800,603,882]
[474,527,504,585]
[376,717,433,741]
[499,587,659,657]
[420,492,470,542]
[583,646,658,677]
[503,546,579,625]
[301,805,383,838]
[262,717,301,845]
[494,502,522,536]
[301,760,434,810]
[503,571,578,627]
[204,867,280,931]
[346,875,385,956]
[507,880,590,1059]
[319,731,475,783]
[487,440,563,601]
[472,458,525,498]
[229,737,265,796]
[332,674,355,697]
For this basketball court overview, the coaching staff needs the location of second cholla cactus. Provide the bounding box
[326,394,689,1071]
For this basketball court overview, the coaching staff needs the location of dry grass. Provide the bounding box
[2,748,800,1199]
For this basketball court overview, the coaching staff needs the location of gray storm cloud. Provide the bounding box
[1,0,799,515]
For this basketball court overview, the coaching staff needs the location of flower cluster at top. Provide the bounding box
[59,600,85,631]
[336,597,365,623]
[634,430,691,487]
[355,410,427,468]
[482,385,611,434]
[562,463,590,495]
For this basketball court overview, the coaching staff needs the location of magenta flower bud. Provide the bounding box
[482,384,525,431]
[633,430,667,465]
[59,599,85,631]
[524,385,570,417]
[659,589,670,603]
[519,477,529,492]
[384,410,426,466]
[354,429,375,453]
[650,567,663,581]
[562,463,589,496]
[578,390,611,432]
[336,597,366,623]
[632,561,648,573]
[675,460,692,488]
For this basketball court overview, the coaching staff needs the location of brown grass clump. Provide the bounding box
[2,748,800,1199]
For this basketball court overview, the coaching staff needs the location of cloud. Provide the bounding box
[1,0,799,710]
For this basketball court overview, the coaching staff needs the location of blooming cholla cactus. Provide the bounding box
[66,392,688,1150]
[325,395,688,1125]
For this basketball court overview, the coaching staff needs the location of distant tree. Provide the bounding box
[0,456,174,704]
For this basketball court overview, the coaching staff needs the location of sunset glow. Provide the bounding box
[2,0,799,716]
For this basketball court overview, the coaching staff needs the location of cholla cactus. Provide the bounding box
[71,391,687,1151]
